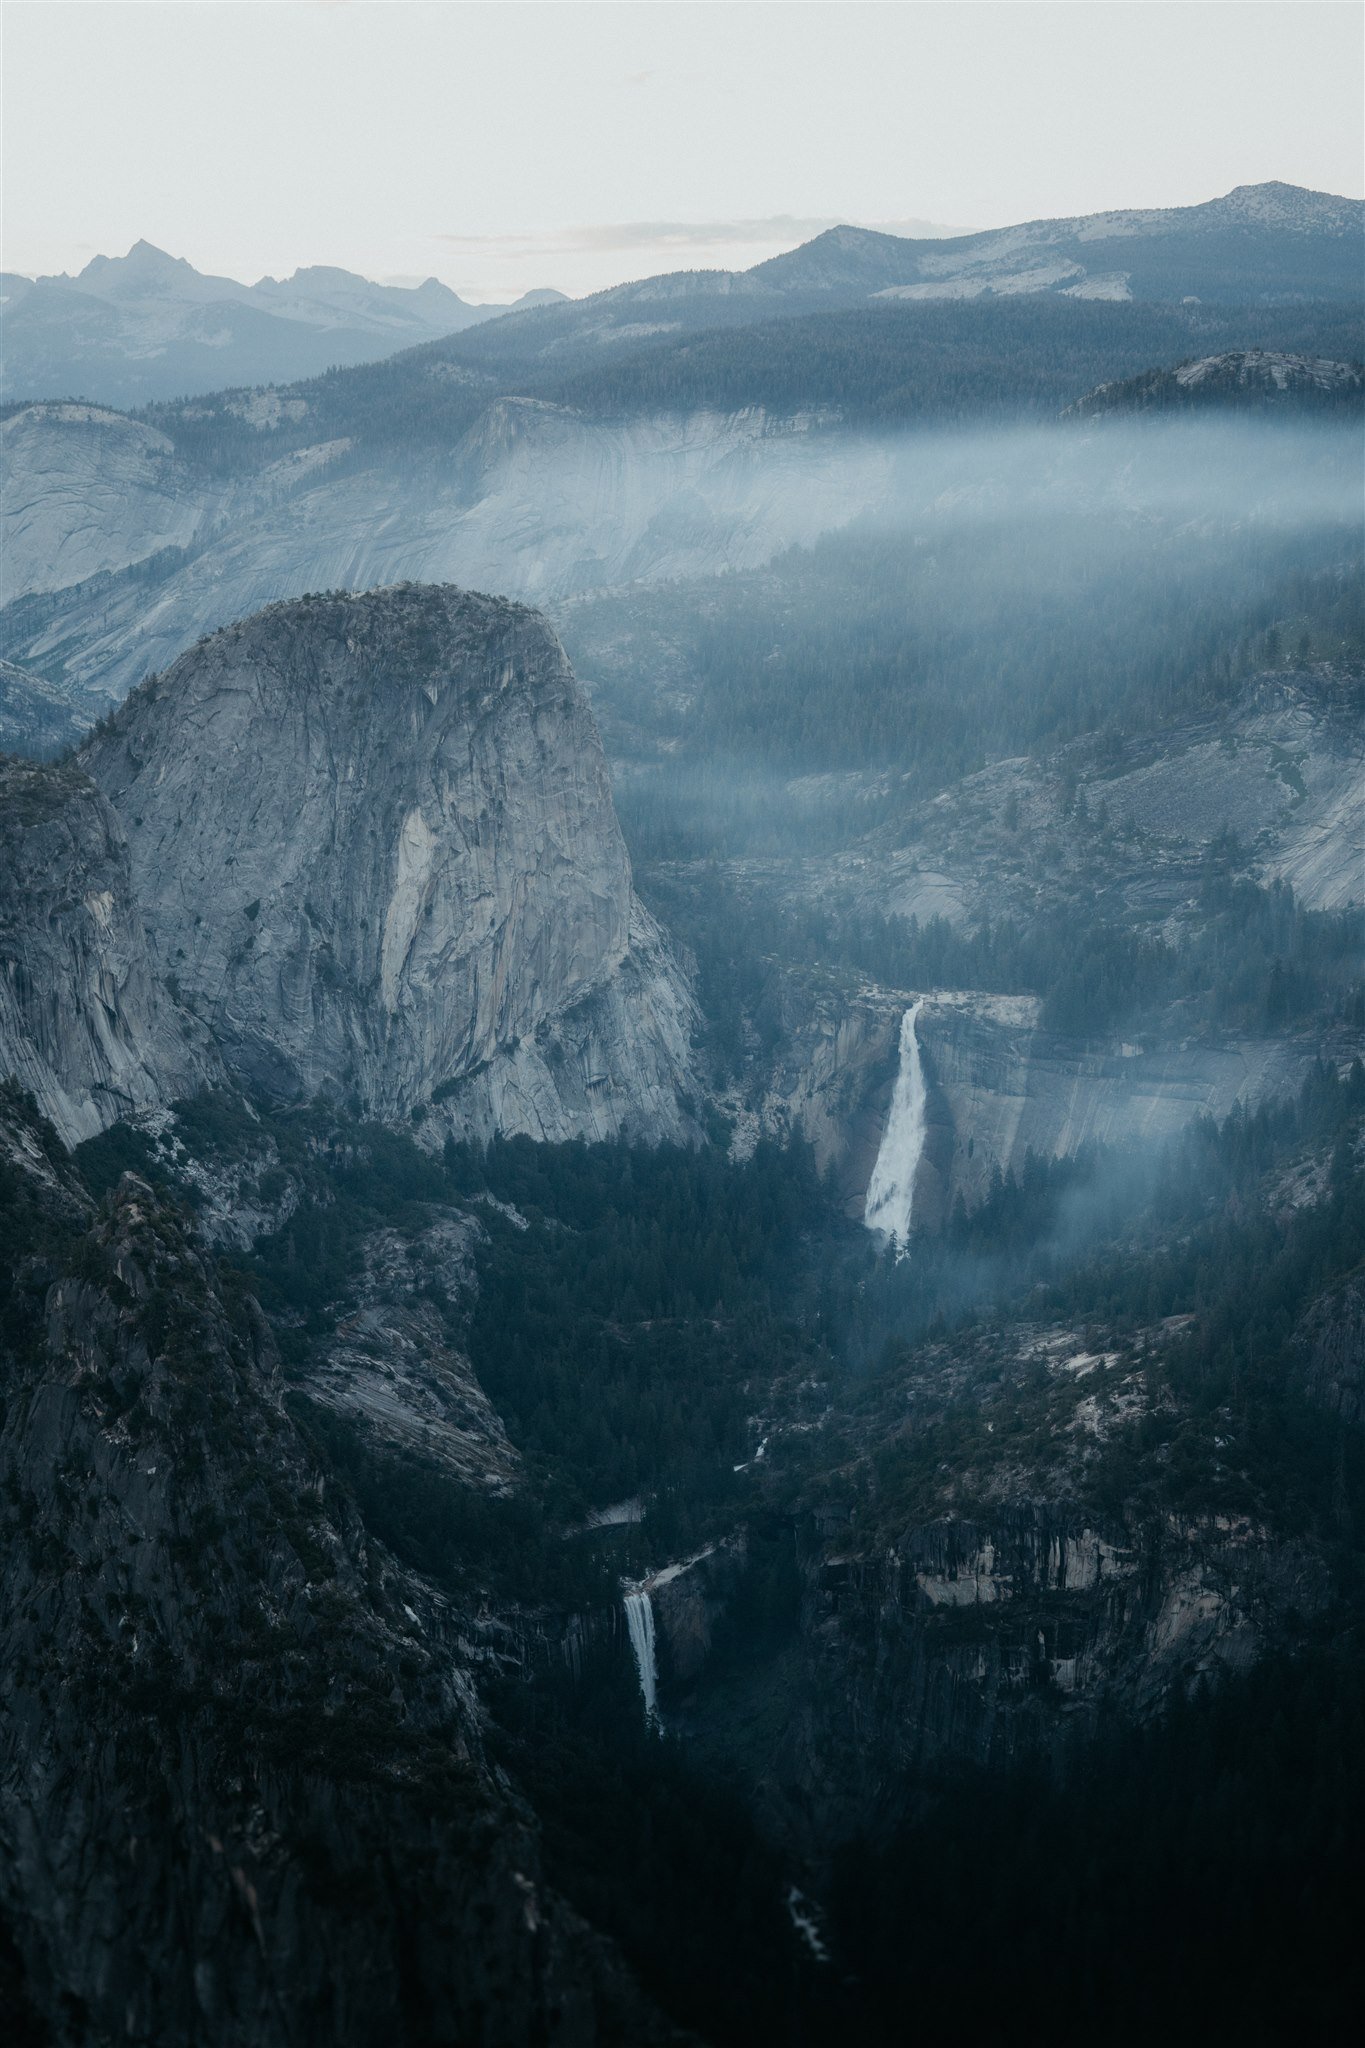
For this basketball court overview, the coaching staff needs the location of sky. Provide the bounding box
[4,1,1363,302]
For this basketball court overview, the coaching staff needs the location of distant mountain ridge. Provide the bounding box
[755,182,1365,297]
[0,241,567,407]
[4,183,1357,407]
[450,182,1365,369]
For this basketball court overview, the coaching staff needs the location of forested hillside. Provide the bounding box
[3,136,1363,2047]
[127,295,1365,480]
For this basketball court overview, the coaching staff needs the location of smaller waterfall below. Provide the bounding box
[864,999,928,1253]
[623,1587,659,1726]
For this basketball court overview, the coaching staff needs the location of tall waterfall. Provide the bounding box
[623,1587,659,1726]
[864,1000,928,1251]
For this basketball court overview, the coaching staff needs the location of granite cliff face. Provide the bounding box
[911,995,1340,1226]
[0,755,219,1145]
[2,399,889,705]
[729,1493,1330,1849]
[0,1092,677,2046]
[0,402,212,604]
[306,1213,522,1490]
[743,980,1337,1224]
[82,584,699,1143]
[0,658,96,759]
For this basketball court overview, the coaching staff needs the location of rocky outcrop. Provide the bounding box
[1073,677,1364,912]
[83,584,699,1144]
[915,997,1345,1224]
[0,657,95,759]
[306,1216,521,1491]
[742,986,906,1210]
[0,403,212,603]
[908,999,1358,1220]
[646,1541,749,1689]
[661,1488,1333,1852]
[759,1499,1331,1844]
[1297,1276,1365,1425]
[1066,351,1365,418]
[3,402,892,707]
[755,978,1348,1226]
[443,398,886,603]
[0,755,219,1145]
[753,978,1342,1228]
[0,1090,677,2045]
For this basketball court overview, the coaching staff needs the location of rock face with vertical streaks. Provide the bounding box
[82,583,698,1143]
[0,754,219,1144]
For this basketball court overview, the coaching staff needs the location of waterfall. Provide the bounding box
[623,1588,659,1726]
[864,1000,928,1251]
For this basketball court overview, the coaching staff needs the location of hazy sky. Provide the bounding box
[5,2,1363,300]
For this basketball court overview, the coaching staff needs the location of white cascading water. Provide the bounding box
[864,1000,928,1252]
[623,1587,659,1726]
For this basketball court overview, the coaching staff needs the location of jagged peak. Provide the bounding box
[122,237,187,267]
[83,239,192,277]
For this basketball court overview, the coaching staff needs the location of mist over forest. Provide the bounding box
[1,123,1363,2048]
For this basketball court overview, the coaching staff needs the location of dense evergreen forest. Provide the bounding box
[639,857,1364,1073]
[274,1073,1365,2044]
[65,1044,1365,2043]
[827,1643,1365,2045]
[496,1636,1365,2045]
[134,293,1365,475]
[567,510,1363,814]
[535,296,1365,424]
[67,1057,1363,1571]
[9,186,1364,2043]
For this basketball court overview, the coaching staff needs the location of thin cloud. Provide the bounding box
[435,215,962,261]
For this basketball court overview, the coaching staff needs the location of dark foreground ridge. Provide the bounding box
[0,1083,685,2045]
